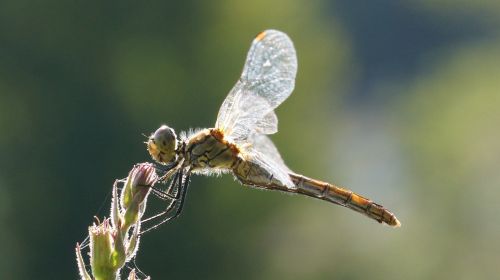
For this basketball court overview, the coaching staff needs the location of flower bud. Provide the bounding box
[89,218,121,280]
[77,163,157,280]
[121,163,157,210]
[121,163,157,229]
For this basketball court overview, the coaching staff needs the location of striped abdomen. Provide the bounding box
[290,174,401,227]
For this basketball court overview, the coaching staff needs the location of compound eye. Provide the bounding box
[147,125,178,164]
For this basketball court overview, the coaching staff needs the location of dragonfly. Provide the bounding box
[143,29,400,232]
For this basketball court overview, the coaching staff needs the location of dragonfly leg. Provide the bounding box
[154,159,184,184]
[152,161,177,173]
[148,171,181,200]
[167,172,191,220]
[140,170,191,234]
[140,170,183,223]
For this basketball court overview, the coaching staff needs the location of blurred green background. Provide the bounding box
[1,0,499,279]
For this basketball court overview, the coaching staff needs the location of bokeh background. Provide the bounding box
[1,0,499,279]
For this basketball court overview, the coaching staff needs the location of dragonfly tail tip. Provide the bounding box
[392,218,401,228]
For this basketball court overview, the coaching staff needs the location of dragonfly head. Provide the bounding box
[147,125,178,164]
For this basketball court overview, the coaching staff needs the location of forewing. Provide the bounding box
[216,30,297,142]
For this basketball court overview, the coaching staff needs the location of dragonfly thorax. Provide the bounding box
[147,125,178,164]
[183,129,239,171]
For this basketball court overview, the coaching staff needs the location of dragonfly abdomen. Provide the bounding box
[290,174,401,227]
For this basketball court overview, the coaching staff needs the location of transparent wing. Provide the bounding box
[248,134,294,188]
[251,134,290,172]
[215,29,297,143]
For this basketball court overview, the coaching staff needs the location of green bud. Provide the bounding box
[121,163,156,230]
[77,163,157,280]
[89,218,119,280]
[121,163,156,209]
